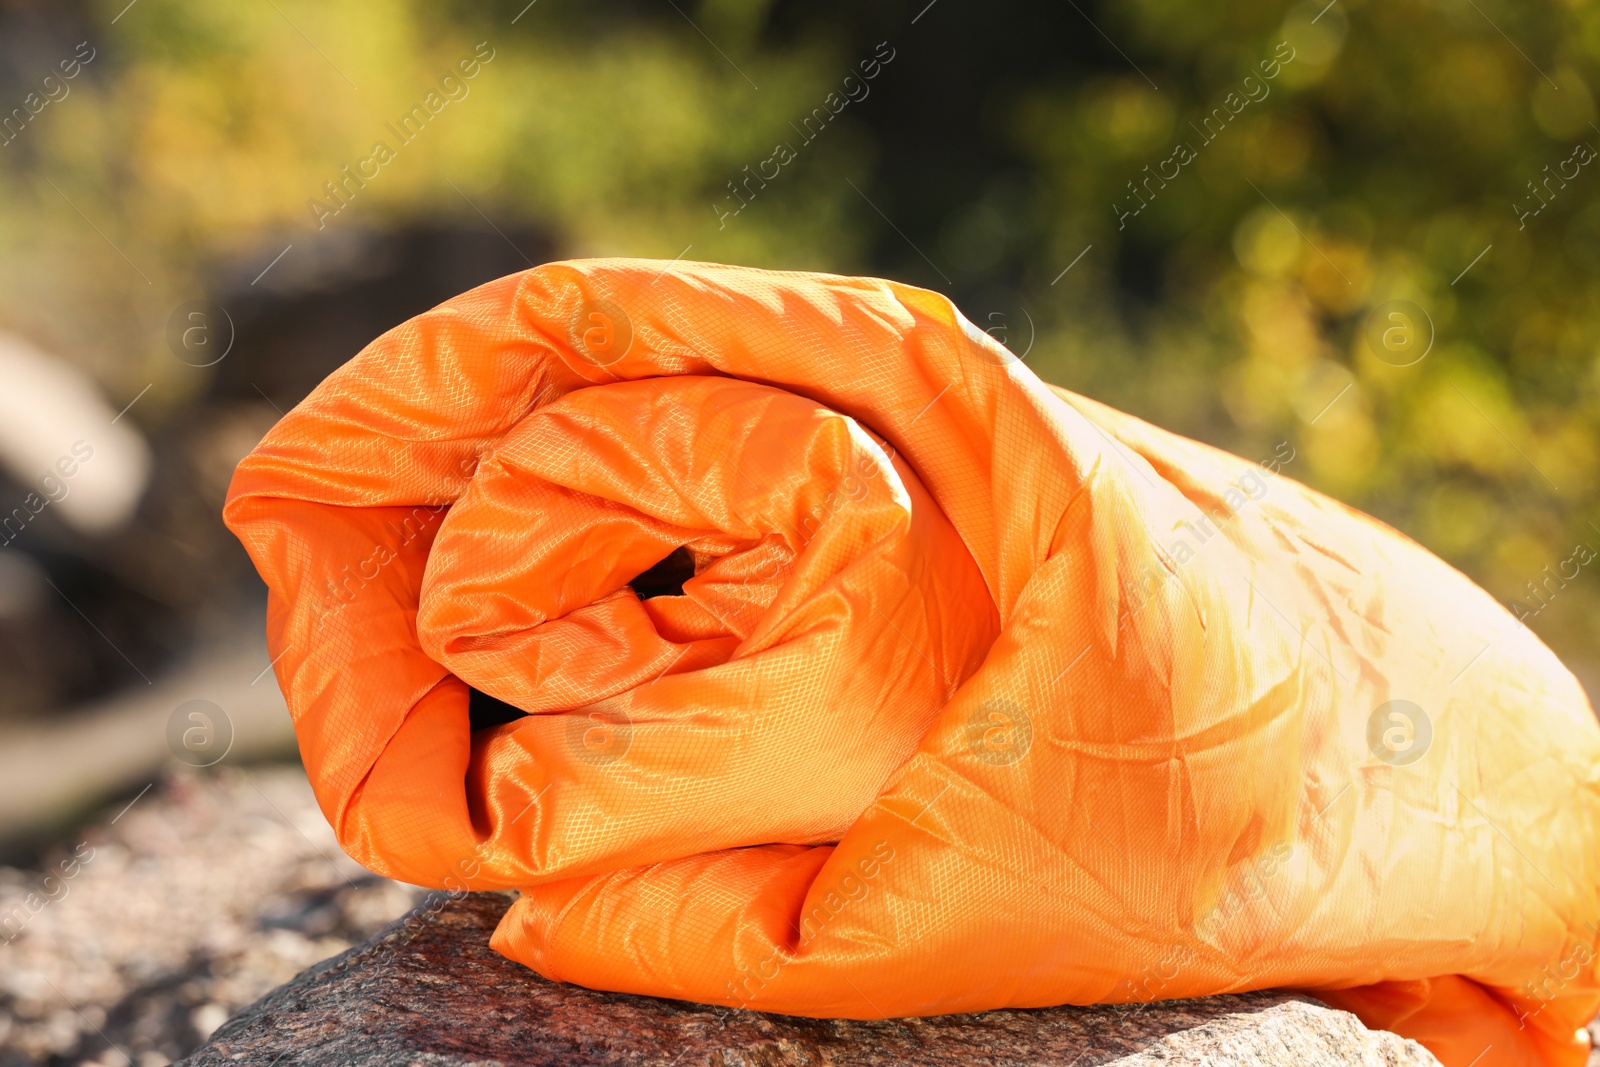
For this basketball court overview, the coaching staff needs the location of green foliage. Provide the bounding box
[1011,0,1600,674]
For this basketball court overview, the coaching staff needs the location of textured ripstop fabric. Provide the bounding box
[223,259,1600,1067]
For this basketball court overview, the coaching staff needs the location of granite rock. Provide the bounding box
[180,890,1441,1066]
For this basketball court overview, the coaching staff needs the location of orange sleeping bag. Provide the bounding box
[224,259,1600,1067]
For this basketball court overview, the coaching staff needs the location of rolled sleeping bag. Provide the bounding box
[225,259,1600,1067]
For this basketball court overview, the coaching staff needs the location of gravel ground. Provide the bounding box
[0,765,425,1067]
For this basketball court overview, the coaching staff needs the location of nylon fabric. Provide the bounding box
[224,259,1600,1067]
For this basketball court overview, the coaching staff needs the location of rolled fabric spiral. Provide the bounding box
[226,259,1600,1067]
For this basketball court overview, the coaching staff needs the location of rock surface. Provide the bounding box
[181,890,1442,1066]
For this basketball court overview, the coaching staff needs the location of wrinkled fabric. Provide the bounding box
[224,259,1600,1067]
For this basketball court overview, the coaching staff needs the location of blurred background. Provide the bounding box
[0,0,1597,1062]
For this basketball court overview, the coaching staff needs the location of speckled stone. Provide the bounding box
[179,890,1441,1066]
